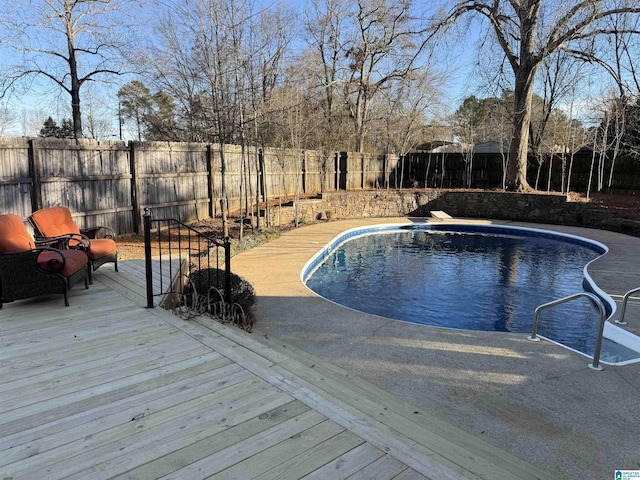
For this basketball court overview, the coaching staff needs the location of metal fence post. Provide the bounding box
[224,237,232,304]
[143,209,154,308]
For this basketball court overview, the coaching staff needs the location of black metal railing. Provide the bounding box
[143,211,231,309]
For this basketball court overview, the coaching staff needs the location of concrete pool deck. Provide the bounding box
[231,217,640,480]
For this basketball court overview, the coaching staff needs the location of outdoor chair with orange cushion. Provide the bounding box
[0,214,89,308]
[29,207,118,282]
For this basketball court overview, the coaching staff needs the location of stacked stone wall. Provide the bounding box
[277,190,640,237]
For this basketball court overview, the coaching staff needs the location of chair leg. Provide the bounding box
[114,256,118,272]
[63,289,69,306]
[88,264,93,284]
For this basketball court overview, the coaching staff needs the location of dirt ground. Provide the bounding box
[590,191,640,221]
[115,190,640,260]
[115,215,292,261]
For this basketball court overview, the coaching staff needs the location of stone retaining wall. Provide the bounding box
[278,190,640,237]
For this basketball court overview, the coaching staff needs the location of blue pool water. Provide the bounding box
[305,224,639,362]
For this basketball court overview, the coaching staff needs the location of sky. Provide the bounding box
[0,0,629,138]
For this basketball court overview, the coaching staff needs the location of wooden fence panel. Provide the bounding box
[134,141,209,226]
[345,152,363,190]
[261,148,284,200]
[0,137,31,220]
[363,153,384,188]
[261,147,303,200]
[303,150,323,193]
[36,139,134,233]
[9,137,585,234]
[324,152,337,192]
[384,154,400,188]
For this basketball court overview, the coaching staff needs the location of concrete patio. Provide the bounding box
[230,217,640,480]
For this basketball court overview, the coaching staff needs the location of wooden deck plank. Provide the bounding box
[251,430,366,480]
[0,326,177,367]
[0,326,185,380]
[1,304,190,351]
[0,358,237,455]
[0,351,223,424]
[346,455,409,480]
[70,400,310,480]
[392,469,432,480]
[1,347,219,411]
[301,442,386,480]
[0,291,130,325]
[3,377,282,478]
[209,420,346,480]
[154,409,328,480]
[0,355,232,438]
[0,364,254,465]
[0,333,201,390]
[0,256,552,480]
[0,314,176,360]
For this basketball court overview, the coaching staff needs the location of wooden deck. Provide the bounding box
[0,260,552,480]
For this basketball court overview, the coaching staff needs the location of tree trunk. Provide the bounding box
[506,65,537,191]
[219,145,229,238]
[68,43,83,138]
[587,127,598,199]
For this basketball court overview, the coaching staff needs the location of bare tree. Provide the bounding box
[452,106,476,188]
[565,118,588,193]
[0,103,12,136]
[305,0,351,140]
[304,0,437,152]
[373,71,445,187]
[444,0,640,191]
[140,0,295,233]
[346,0,436,152]
[0,0,129,139]
[83,84,117,140]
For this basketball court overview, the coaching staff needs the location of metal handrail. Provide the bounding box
[527,292,606,371]
[143,211,232,309]
[615,286,640,326]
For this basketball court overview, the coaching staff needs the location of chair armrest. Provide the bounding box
[33,247,67,272]
[0,247,70,274]
[34,233,91,250]
[81,226,117,240]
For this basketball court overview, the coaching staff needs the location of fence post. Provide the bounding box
[206,144,214,219]
[28,138,42,212]
[224,237,231,304]
[143,209,154,308]
[301,150,306,194]
[130,141,142,234]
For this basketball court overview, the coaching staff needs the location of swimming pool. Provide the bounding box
[303,223,640,365]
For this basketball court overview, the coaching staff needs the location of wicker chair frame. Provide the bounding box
[0,247,89,308]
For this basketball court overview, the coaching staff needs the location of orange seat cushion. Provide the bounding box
[30,207,80,237]
[85,238,117,260]
[37,249,88,277]
[0,214,35,253]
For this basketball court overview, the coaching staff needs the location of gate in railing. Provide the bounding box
[143,211,231,310]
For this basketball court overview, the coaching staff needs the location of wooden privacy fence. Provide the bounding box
[0,137,400,235]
